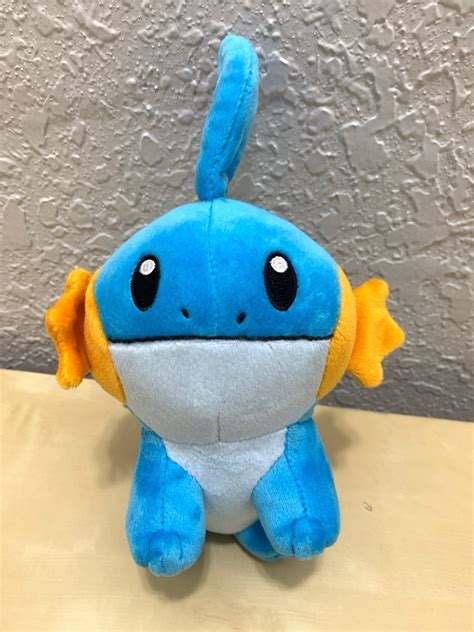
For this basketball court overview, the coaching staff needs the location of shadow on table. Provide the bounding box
[246,548,321,588]
[314,406,356,469]
[138,545,212,599]
[137,531,320,599]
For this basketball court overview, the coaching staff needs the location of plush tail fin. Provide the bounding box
[45,269,91,388]
[348,279,405,388]
[195,34,259,201]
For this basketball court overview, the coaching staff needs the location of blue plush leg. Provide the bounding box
[126,427,205,576]
[235,520,287,562]
[252,419,340,560]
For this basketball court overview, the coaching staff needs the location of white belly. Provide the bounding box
[111,338,329,444]
[163,428,287,534]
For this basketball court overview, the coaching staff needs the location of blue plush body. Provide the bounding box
[94,35,341,576]
[128,420,339,574]
[46,33,405,577]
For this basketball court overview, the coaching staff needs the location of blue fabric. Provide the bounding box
[126,426,205,576]
[235,520,287,562]
[252,419,340,560]
[195,34,259,201]
[92,34,342,574]
[94,199,340,341]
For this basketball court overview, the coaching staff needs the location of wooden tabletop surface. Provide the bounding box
[1,369,472,632]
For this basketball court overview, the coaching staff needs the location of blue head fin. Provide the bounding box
[195,35,259,201]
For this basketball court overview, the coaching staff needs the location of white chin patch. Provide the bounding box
[110,338,330,445]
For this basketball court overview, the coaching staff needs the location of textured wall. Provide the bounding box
[1,1,473,421]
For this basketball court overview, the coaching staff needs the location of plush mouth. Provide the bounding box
[108,334,332,344]
[109,337,331,445]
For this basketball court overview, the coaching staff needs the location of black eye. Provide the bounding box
[131,256,160,311]
[264,253,297,311]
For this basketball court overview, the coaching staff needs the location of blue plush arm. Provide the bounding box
[251,419,340,559]
[126,427,205,576]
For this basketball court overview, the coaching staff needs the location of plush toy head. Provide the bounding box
[46,35,404,444]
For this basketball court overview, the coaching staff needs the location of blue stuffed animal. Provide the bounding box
[46,35,404,576]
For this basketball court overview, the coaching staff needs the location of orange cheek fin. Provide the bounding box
[45,269,92,389]
[347,279,405,388]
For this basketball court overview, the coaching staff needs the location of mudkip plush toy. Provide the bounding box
[46,35,404,576]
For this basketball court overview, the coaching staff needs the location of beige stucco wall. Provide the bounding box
[1,1,472,420]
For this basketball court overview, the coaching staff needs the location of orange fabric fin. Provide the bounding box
[348,279,405,388]
[45,269,92,389]
[84,270,126,403]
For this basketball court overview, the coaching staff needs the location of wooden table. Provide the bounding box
[1,369,472,631]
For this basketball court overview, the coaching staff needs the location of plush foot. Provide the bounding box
[129,528,204,577]
[126,427,206,577]
[268,516,336,560]
[235,520,287,562]
[252,420,341,561]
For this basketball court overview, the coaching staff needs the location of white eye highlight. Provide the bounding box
[139,259,156,276]
[270,255,289,274]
